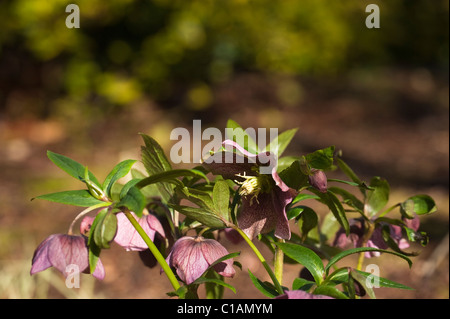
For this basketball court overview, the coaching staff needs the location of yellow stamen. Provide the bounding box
[235,173,261,205]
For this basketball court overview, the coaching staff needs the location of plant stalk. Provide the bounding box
[274,238,284,286]
[356,222,375,271]
[122,208,180,291]
[232,226,284,295]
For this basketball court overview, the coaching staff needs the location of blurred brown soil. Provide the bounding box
[0,70,448,299]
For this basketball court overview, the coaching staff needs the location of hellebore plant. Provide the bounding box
[166,236,236,285]
[31,119,437,299]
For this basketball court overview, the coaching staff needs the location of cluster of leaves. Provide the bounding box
[34,119,436,299]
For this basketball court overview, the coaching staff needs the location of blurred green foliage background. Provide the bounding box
[0,0,448,299]
[1,0,448,117]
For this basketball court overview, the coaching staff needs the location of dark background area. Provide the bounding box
[0,0,448,299]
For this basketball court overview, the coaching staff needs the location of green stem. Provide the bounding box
[232,226,284,295]
[274,238,284,287]
[356,222,375,271]
[122,208,180,291]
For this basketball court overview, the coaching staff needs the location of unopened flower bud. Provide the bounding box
[80,216,95,236]
[308,169,328,193]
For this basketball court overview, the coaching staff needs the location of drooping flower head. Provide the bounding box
[31,234,105,280]
[275,290,334,299]
[333,215,421,258]
[114,210,166,251]
[203,140,297,240]
[166,236,235,285]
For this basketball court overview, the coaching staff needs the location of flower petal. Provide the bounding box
[30,234,57,275]
[276,290,334,299]
[114,212,165,251]
[169,237,210,285]
[47,235,89,277]
[200,239,235,278]
[238,187,294,240]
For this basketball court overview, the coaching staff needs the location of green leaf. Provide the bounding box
[287,206,304,220]
[92,209,117,249]
[263,128,298,158]
[325,247,412,275]
[177,187,214,211]
[226,119,259,154]
[136,169,208,189]
[47,151,101,186]
[319,212,342,243]
[349,269,373,299]
[102,160,136,198]
[278,160,309,190]
[191,252,239,297]
[352,269,413,290]
[167,286,188,299]
[275,242,325,285]
[248,269,278,298]
[88,240,101,275]
[292,277,315,291]
[169,204,226,228]
[209,252,240,269]
[290,193,320,206]
[33,190,109,207]
[204,270,225,299]
[335,157,362,185]
[324,267,350,285]
[212,180,231,220]
[328,186,364,213]
[313,284,349,299]
[116,186,146,217]
[305,146,335,170]
[277,156,302,172]
[88,210,105,274]
[400,194,437,217]
[194,277,237,294]
[140,134,174,202]
[310,189,350,235]
[297,206,319,239]
[365,177,390,217]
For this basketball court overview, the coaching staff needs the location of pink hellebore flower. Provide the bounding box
[275,290,334,299]
[203,140,297,240]
[114,211,166,251]
[333,215,421,258]
[31,234,105,280]
[334,219,386,258]
[166,236,235,285]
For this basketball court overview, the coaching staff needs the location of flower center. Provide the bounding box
[235,172,272,205]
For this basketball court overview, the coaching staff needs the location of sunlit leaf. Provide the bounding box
[33,190,108,207]
[275,242,325,285]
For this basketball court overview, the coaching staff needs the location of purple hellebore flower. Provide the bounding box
[166,236,235,285]
[333,219,387,258]
[203,140,297,240]
[114,211,166,251]
[31,234,105,280]
[308,169,328,193]
[275,290,334,299]
[333,219,365,249]
[333,215,421,258]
